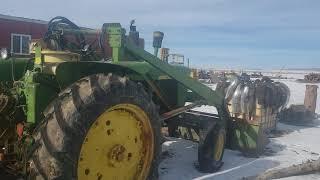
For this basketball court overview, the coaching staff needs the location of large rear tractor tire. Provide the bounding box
[29,73,161,180]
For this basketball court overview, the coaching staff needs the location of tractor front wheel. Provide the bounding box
[198,123,226,173]
[29,73,161,180]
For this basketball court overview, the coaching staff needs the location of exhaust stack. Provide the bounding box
[153,31,164,57]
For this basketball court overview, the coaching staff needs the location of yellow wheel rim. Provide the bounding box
[77,104,154,180]
[214,132,225,161]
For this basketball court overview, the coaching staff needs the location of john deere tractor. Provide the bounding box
[0,17,232,179]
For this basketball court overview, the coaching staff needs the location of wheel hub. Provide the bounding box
[109,144,126,165]
[77,104,154,180]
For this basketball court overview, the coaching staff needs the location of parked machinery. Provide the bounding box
[304,73,320,83]
[226,76,290,119]
[0,17,232,179]
[221,75,290,155]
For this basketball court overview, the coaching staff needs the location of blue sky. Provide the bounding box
[1,0,320,69]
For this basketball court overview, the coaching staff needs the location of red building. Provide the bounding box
[0,14,47,55]
[0,14,145,58]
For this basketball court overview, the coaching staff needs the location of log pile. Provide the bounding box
[279,85,318,125]
[279,105,316,125]
[304,73,320,83]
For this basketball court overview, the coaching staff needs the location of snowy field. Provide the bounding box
[159,72,320,180]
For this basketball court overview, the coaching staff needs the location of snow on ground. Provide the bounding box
[159,75,320,180]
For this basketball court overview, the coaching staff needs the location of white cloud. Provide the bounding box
[1,0,319,68]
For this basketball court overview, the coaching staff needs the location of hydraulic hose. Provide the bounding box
[45,16,86,50]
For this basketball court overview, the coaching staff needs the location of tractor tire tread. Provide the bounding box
[29,73,161,180]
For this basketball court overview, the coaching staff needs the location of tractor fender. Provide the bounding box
[54,61,146,89]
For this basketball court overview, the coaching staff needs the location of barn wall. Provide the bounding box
[0,18,47,50]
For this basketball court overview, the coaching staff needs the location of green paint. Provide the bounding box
[25,82,38,124]
[22,70,59,124]
[105,23,123,62]
[227,120,264,154]
[123,42,224,106]
[34,44,42,66]
[0,58,33,81]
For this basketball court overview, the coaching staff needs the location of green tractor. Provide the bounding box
[0,17,235,179]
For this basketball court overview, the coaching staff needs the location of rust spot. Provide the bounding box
[95,121,99,126]
[97,173,103,180]
[140,134,145,142]
[107,129,111,135]
[134,137,138,143]
[128,153,132,161]
[140,128,152,153]
[106,120,111,126]
[137,121,142,127]
[16,123,24,138]
[79,157,83,161]
[85,168,90,175]
[137,159,144,170]
[85,138,88,142]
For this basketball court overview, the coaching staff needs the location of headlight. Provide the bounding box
[0,48,8,59]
